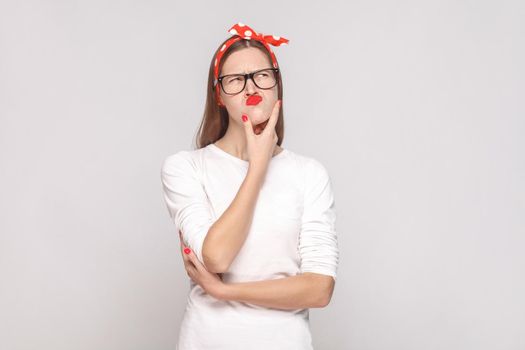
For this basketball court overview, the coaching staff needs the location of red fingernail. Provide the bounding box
[242,114,248,122]
[184,248,191,254]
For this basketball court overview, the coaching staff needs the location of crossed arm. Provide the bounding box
[181,233,335,309]
[219,272,335,309]
[162,151,338,310]
[179,228,335,310]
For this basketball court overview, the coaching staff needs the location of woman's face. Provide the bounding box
[219,47,279,131]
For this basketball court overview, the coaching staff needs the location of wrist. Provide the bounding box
[246,165,266,184]
[216,282,235,302]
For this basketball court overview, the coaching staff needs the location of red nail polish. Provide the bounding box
[242,114,248,122]
[184,248,191,254]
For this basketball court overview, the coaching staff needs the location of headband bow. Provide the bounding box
[213,22,289,106]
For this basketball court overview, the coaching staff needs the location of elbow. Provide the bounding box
[201,229,232,273]
[316,290,334,308]
[320,277,336,307]
[304,273,336,308]
[203,256,229,273]
[314,288,334,308]
[203,253,230,273]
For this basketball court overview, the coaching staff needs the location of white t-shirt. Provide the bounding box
[160,143,338,350]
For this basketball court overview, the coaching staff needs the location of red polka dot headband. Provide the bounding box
[213,22,289,106]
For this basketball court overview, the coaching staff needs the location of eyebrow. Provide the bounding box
[220,67,273,77]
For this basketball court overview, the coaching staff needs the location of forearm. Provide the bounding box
[219,273,327,310]
[202,165,266,272]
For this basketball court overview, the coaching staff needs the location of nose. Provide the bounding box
[244,76,258,95]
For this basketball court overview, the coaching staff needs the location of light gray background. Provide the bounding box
[1,0,523,349]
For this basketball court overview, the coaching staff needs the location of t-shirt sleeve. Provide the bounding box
[160,151,214,265]
[298,158,339,282]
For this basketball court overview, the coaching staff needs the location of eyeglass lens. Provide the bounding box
[221,69,278,94]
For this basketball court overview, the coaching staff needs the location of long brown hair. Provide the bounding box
[193,38,285,149]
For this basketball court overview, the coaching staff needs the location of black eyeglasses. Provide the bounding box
[217,68,280,95]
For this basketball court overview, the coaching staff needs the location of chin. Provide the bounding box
[253,117,268,126]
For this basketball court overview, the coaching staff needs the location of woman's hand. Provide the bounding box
[178,230,226,300]
[242,99,281,169]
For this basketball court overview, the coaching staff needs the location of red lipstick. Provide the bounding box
[246,95,263,106]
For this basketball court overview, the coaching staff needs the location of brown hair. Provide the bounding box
[193,37,285,149]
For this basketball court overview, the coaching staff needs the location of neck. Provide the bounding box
[215,119,282,161]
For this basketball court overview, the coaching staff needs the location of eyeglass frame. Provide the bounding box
[216,67,280,95]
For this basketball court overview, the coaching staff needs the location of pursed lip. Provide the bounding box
[246,95,263,106]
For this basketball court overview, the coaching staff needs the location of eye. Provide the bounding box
[226,76,243,83]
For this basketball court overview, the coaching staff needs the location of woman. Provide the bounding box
[161,22,339,350]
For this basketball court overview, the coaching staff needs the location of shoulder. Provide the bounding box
[286,149,330,179]
[283,149,332,195]
[161,148,207,175]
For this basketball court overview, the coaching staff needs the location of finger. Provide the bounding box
[180,242,189,263]
[186,265,196,278]
[182,252,195,272]
[262,100,281,137]
[184,247,205,272]
[179,230,186,255]
[179,231,192,265]
[241,113,255,140]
